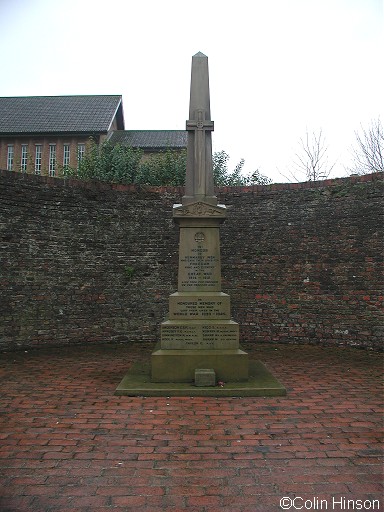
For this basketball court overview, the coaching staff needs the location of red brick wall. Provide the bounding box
[216,174,383,349]
[0,170,382,350]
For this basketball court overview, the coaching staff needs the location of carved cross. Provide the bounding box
[186,109,214,196]
[186,109,214,133]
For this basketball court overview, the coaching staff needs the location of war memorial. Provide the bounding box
[116,53,285,396]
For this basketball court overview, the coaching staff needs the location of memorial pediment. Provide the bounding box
[173,201,226,218]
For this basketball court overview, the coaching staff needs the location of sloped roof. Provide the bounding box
[108,130,187,150]
[0,95,124,134]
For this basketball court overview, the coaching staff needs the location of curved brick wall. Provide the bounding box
[0,170,383,351]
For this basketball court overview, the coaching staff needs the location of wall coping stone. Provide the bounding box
[1,168,382,197]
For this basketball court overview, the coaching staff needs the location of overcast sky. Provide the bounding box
[0,0,382,182]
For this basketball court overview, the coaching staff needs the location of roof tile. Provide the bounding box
[0,95,123,134]
[108,130,187,149]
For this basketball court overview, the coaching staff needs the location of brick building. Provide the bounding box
[0,95,186,176]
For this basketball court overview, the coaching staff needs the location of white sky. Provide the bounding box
[0,0,383,182]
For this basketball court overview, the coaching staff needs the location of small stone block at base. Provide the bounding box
[195,368,216,387]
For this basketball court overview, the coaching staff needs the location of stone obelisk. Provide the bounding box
[151,52,248,383]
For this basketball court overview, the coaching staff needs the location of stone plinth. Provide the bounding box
[151,198,248,383]
[116,360,286,397]
[151,344,249,383]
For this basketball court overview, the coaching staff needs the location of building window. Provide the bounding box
[35,145,42,175]
[77,143,85,167]
[63,144,70,168]
[7,145,14,171]
[49,144,56,177]
[21,144,28,172]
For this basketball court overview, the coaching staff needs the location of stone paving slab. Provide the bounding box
[115,360,286,397]
[0,343,382,512]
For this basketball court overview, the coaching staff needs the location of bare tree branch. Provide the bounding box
[285,128,335,182]
[350,118,383,174]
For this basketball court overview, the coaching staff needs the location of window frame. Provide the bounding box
[77,143,85,167]
[49,144,56,177]
[35,144,42,175]
[63,144,70,168]
[7,145,14,171]
[21,144,28,172]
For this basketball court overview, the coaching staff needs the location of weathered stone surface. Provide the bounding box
[117,359,286,396]
[194,368,216,387]
[160,319,239,349]
[177,225,222,292]
[151,345,249,382]
[169,292,230,320]
[173,201,226,219]
[183,53,216,206]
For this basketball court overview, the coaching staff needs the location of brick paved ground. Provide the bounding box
[0,343,382,512]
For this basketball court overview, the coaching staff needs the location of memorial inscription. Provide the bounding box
[161,320,239,350]
[178,228,222,292]
[169,292,231,319]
